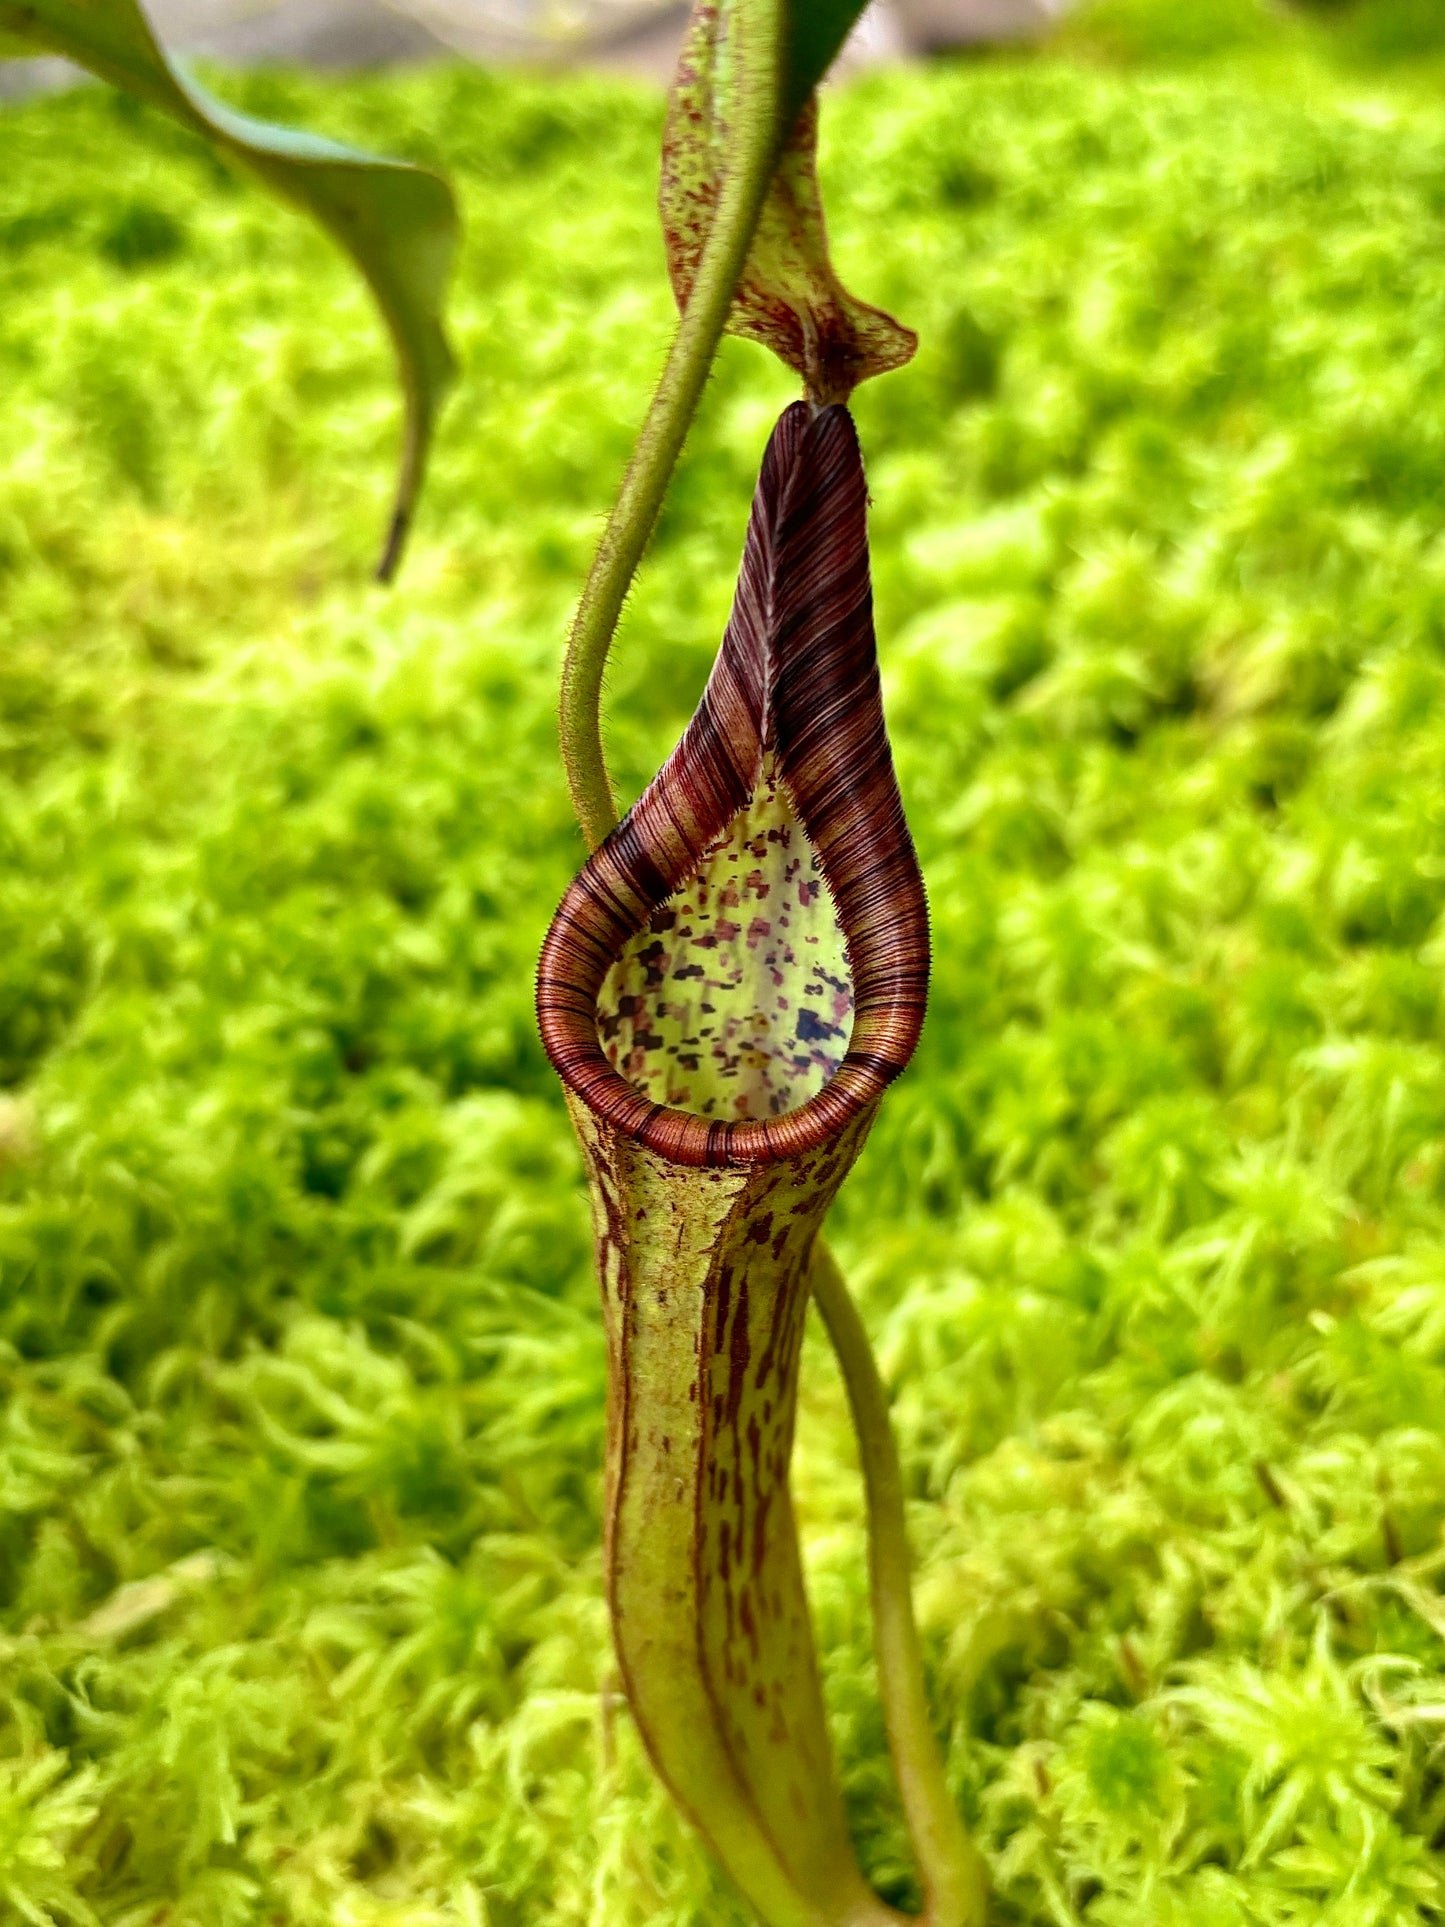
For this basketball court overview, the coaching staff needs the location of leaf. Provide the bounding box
[661,0,915,404]
[538,405,929,1925]
[0,0,457,580]
[784,0,868,120]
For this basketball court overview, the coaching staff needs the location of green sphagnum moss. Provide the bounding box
[3,8,1445,1920]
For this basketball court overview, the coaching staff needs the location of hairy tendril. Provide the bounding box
[558,0,786,853]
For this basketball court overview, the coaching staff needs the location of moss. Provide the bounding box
[2,24,1445,1924]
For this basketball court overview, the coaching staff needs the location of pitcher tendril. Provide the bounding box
[558,0,787,850]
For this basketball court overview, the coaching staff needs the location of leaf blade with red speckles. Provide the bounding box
[660,0,916,405]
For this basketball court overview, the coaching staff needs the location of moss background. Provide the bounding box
[5,3,1445,1920]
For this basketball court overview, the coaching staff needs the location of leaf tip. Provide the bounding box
[376,503,410,585]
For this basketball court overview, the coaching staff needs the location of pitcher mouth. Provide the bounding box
[536,403,929,1170]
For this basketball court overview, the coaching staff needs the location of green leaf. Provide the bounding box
[783,0,867,120]
[0,0,457,580]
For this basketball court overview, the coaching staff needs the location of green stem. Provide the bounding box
[811,1240,990,1927]
[559,0,787,852]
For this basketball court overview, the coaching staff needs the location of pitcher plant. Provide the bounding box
[539,4,990,1924]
